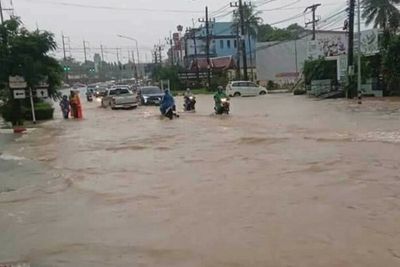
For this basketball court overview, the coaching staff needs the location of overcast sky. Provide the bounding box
[5,0,350,62]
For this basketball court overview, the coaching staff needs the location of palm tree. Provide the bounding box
[362,0,400,33]
[232,5,263,80]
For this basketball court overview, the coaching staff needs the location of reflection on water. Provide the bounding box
[1,95,400,267]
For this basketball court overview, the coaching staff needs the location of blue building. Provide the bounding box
[184,22,256,68]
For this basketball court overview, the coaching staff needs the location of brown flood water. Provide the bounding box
[1,94,400,267]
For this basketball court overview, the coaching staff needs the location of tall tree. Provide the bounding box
[362,0,400,33]
[0,18,62,125]
[232,4,263,37]
[0,18,62,97]
[232,5,263,80]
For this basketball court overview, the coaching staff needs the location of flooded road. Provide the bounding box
[1,94,400,267]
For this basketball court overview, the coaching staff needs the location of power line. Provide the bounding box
[21,0,204,14]
[259,2,341,11]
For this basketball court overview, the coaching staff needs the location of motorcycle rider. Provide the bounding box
[160,89,176,118]
[184,88,196,111]
[214,85,228,114]
[184,88,193,98]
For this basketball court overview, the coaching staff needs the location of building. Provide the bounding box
[256,30,348,85]
[182,22,256,72]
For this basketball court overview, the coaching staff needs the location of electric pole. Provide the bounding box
[132,50,138,80]
[100,45,104,62]
[347,0,355,98]
[357,0,362,104]
[236,23,241,80]
[305,3,321,40]
[83,40,88,63]
[199,6,212,88]
[231,1,250,81]
[62,33,69,83]
[159,45,162,64]
[0,0,4,24]
[190,28,200,83]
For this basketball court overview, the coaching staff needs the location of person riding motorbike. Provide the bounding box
[214,85,228,114]
[184,88,196,111]
[184,88,193,98]
[160,89,177,119]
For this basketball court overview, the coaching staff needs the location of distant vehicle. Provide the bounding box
[138,86,164,105]
[73,82,87,89]
[226,81,268,97]
[101,87,138,109]
[94,87,107,98]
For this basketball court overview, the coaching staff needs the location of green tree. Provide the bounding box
[383,35,400,94]
[232,4,263,37]
[0,18,62,125]
[257,23,305,42]
[362,0,400,35]
[151,65,183,91]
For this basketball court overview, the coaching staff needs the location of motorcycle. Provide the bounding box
[184,95,196,111]
[86,93,93,102]
[161,105,179,120]
[215,98,230,115]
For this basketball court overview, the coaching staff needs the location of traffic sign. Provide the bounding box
[36,89,49,98]
[9,76,27,89]
[13,90,26,99]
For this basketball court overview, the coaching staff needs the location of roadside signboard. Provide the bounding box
[359,29,380,56]
[9,76,27,89]
[36,89,49,98]
[13,90,26,99]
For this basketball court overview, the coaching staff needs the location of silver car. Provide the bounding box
[101,87,139,109]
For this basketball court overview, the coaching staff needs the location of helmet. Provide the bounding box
[217,86,223,91]
[186,88,191,91]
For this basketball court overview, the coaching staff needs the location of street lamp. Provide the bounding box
[117,34,141,78]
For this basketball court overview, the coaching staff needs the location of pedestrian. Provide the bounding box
[69,91,78,118]
[74,92,83,119]
[59,95,70,119]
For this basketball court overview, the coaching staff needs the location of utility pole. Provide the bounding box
[304,4,321,40]
[231,1,250,80]
[62,33,69,83]
[100,45,104,62]
[357,0,362,104]
[0,0,4,24]
[154,50,158,64]
[347,0,355,98]
[167,32,174,65]
[159,46,162,64]
[190,28,200,83]
[199,6,212,88]
[83,40,88,63]
[236,23,241,80]
[132,50,138,80]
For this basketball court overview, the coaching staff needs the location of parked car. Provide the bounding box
[101,87,138,109]
[226,81,268,97]
[138,86,164,105]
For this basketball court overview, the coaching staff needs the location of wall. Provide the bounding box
[256,31,347,83]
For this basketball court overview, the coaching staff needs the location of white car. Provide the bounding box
[101,87,138,109]
[226,81,268,97]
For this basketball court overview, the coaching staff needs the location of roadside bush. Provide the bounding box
[24,101,54,121]
[0,100,25,125]
[267,80,278,90]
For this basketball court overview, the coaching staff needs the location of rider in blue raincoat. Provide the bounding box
[160,89,175,115]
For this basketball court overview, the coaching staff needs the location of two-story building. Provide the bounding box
[182,22,256,77]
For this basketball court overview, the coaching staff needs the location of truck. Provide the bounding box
[101,86,139,110]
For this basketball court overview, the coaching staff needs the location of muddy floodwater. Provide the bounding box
[1,94,400,267]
